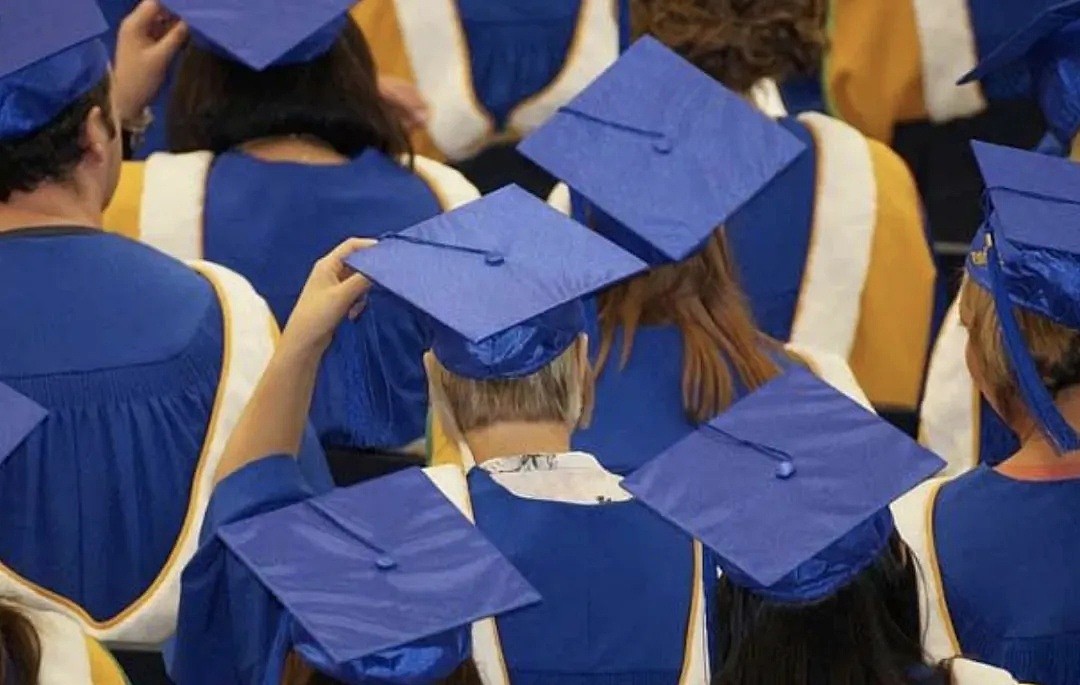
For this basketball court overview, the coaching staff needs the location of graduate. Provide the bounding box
[510,38,871,474]
[351,0,630,195]
[895,142,1080,685]
[0,0,330,649]
[103,0,480,461]
[922,0,1080,471]
[623,368,1020,685]
[0,389,127,685]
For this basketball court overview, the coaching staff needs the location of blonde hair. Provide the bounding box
[428,339,594,435]
[960,276,1080,418]
[597,229,782,424]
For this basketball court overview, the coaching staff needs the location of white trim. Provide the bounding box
[509,0,620,133]
[139,152,212,260]
[410,155,482,210]
[680,542,711,685]
[547,182,572,215]
[891,479,959,663]
[28,606,94,685]
[748,78,789,118]
[785,342,872,411]
[952,659,1021,685]
[423,465,472,519]
[392,0,492,161]
[910,0,987,122]
[919,299,978,477]
[790,113,876,362]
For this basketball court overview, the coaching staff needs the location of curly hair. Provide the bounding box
[632,0,827,93]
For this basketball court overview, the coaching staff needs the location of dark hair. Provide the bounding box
[0,602,42,684]
[281,652,482,685]
[713,534,952,685]
[632,0,827,93]
[167,20,410,159]
[0,77,116,202]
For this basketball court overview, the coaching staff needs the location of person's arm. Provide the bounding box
[213,238,375,485]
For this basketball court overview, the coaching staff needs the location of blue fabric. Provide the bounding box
[725,117,817,342]
[777,75,827,116]
[468,468,697,684]
[967,0,1062,100]
[978,397,1021,466]
[203,150,444,449]
[458,0,581,128]
[935,465,1080,685]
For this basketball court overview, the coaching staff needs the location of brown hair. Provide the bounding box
[597,229,781,424]
[167,20,410,159]
[429,341,594,435]
[632,0,827,93]
[0,602,42,684]
[281,652,482,685]
[960,276,1080,422]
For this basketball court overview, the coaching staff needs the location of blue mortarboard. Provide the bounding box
[346,185,647,380]
[217,467,541,684]
[0,383,47,468]
[0,0,110,140]
[160,0,356,71]
[623,367,945,603]
[959,0,1080,156]
[966,140,1080,452]
[517,36,806,266]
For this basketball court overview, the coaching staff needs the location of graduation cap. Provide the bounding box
[0,383,47,468]
[345,185,648,380]
[966,140,1080,452]
[622,367,945,602]
[0,0,110,139]
[217,467,541,683]
[159,0,356,71]
[959,0,1080,155]
[517,36,806,265]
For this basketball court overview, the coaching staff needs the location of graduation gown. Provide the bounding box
[780,0,1058,143]
[0,229,330,647]
[919,300,1019,475]
[895,470,1080,685]
[172,454,708,684]
[12,599,129,685]
[351,0,627,163]
[103,150,479,451]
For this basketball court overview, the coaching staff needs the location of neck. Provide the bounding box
[1000,386,1080,476]
[238,135,349,165]
[0,185,101,234]
[464,421,572,465]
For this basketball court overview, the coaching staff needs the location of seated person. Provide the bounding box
[104,0,479,456]
[0,0,328,648]
[625,368,1020,685]
[351,0,630,194]
[514,38,871,473]
[898,143,1080,685]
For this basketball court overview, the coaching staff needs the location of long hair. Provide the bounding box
[281,653,482,685]
[0,602,42,684]
[596,229,781,424]
[632,0,827,93]
[166,20,410,159]
[712,534,951,685]
[960,276,1080,424]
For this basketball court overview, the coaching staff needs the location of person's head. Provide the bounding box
[0,74,122,211]
[282,653,482,685]
[959,275,1080,432]
[167,19,409,158]
[0,602,41,684]
[427,335,594,441]
[596,226,781,424]
[631,0,827,93]
[713,533,947,685]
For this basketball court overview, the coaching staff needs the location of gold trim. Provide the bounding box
[924,480,962,654]
[0,264,234,630]
[677,540,705,684]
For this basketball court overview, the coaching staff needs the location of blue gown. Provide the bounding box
[933,466,1080,685]
[0,229,330,628]
[201,151,446,450]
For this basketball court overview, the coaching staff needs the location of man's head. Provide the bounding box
[0,73,122,209]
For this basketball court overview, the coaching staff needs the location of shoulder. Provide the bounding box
[407,155,481,210]
[950,658,1022,685]
[794,112,918,193]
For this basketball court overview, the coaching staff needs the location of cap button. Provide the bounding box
[652,135,674,154]
[774,461,796,480]
[375,556,397,571]
[484,252,505,266]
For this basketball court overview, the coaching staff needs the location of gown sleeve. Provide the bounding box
[167,456,320,685]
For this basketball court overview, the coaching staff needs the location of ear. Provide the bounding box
[81,106,113,167]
